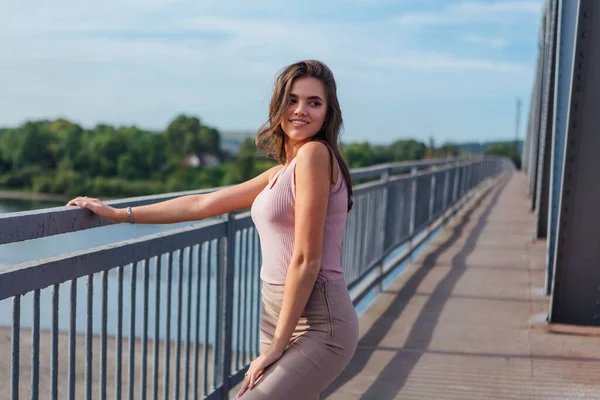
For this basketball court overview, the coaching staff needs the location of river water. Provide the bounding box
[0,198,245,344]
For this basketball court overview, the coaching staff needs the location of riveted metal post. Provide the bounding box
[535,0,559,239]
[550,0,600,326]
[546,0,579,295]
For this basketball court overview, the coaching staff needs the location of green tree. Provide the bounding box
[388,140,427,161]
[342,142,376,168]
[164,115,202,161]
[0,123,57,169]
[438,142,458,158]
[484,143,521,169]
[198,126,221,158]
[424,137,436,159]
[49,119,84,161]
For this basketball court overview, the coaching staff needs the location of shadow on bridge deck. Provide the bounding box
[324,173,600,400]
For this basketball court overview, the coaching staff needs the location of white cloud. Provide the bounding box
[454,1,542,14]
[394,1,543,26]
[0,0,541,143]
[367,53,525,73]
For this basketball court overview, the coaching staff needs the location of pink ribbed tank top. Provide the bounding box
[250,156,348,285]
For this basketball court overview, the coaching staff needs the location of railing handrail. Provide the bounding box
[0,156,481,246]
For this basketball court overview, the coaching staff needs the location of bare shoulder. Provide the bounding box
[296,141,331,167]
[296,141,339,189]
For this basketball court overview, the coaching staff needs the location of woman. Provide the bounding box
[67,60,359,399]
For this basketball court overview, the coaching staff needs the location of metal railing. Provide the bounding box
[0,156,512,400]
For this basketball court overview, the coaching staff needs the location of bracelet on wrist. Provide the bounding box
[126,206,135,224]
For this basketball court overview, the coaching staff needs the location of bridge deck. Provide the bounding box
[325,173,600,399]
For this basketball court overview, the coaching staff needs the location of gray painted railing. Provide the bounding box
[0,156,511,400]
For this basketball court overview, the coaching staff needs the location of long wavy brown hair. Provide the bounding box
[255,60,354,211]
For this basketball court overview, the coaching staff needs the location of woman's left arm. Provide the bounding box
[239,141,332,394]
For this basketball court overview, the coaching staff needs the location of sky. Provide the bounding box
[0,0,544,145]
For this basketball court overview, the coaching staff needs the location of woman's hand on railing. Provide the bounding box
[66,197,124,223]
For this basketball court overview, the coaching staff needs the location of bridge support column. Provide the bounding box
[546,0,579,295]
[550,0,600,326]
[535,0,559,239]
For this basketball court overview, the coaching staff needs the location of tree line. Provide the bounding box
[0,114,471,199]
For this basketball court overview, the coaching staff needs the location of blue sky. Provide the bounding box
[0,0,544,145]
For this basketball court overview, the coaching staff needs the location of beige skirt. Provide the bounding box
[239,279,359,400]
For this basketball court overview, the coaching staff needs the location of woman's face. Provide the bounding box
[280,77,328,143]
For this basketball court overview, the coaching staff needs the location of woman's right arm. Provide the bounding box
[67,166,280,224]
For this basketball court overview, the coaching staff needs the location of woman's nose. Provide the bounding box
[294,102,308,115]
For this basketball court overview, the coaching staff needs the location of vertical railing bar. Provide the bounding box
[357,197,365,274]
[442,169,450,222]
[452,163,460,210]
[248,233,257,360]
[69,279,77,400]
[85,275,93,400]
[348,202,358,281]
[193,244,203,400]
[428,169,436,229]
[370,191,377,263]
[31,289,40,400]
[115,266,124,400]
[351,198,360,278]
[231,232,238,372]
[164,253,174,400]
[408,168,418,255]
[212,239,222,390]
[353,198,359,277]
[100,271,108,400]
[11,295,21,400]
[360,195,369,272]
[203,242,212,396]
[184,247,194,400]
[175,249,184,400]
[256,230,263,358]
[128,262,138,400]
[354,200,361,280]
[51,284,59,400]
[141,258,150,400]
[242,229,250,364]
[221,213,236,394]
[152,255,162,400]
[235,230,244,370]
[361,193,370,270]
[252,232,260,358]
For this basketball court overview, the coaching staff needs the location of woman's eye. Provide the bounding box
[310,102,322,107]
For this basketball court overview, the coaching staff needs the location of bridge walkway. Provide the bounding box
[325,173,600,399]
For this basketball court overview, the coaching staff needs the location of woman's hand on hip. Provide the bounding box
[237,345,284,398]
[66,196,121,223]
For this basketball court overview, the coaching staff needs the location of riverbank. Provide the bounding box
[0,190,69,203]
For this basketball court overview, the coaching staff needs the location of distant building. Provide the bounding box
[182,153,221,168]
